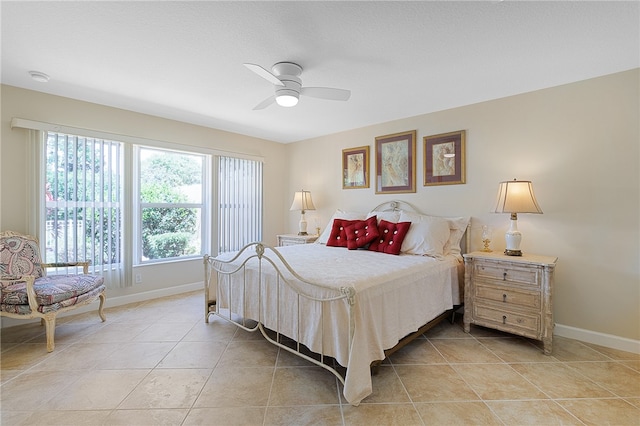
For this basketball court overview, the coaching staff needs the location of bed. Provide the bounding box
[204,201,469,406]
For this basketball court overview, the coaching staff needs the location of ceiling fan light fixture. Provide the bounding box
[275,91,299,107]
[246,61,350,109]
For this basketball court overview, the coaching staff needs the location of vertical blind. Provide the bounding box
[217,156,263,252]
[44,132,125,287]
[15,118,265,288]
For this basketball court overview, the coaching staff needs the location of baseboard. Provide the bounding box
[0,281,203,329]
[554,323,640,354]
[104,281,203,308]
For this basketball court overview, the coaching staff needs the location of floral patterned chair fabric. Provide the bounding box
[0,231,106,352]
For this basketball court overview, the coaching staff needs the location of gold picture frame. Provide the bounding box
[424,130,466,186]
[375,130,416,194]
[342,145,370,189]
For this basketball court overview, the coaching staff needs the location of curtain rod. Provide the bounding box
[10,117,264,162]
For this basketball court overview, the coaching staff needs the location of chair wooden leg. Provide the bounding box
[44,315,57,352]
[98,292,106,322]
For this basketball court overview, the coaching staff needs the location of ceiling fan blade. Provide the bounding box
[244,63,285,86]
[253,96,276,110]
[301,87,351,101]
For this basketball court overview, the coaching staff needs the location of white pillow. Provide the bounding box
[367,210,401,224]
[398,211,451,258]
[442,216,470,256]
[316,209,366,244]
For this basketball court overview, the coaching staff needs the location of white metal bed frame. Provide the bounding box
[203,200,470,401]
[204,242,356,386]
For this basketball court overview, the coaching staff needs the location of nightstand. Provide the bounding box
[463,251,557,354]
[277,234,318,246]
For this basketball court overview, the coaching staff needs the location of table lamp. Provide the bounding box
[290,190,316,235]
[493,179,543,256]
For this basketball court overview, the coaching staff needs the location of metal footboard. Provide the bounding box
[204,242,356,386]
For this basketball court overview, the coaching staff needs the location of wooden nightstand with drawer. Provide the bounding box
[463,251,557,354]
[277,234,318,246]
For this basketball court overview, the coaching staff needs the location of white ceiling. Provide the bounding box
[2,1,638,144]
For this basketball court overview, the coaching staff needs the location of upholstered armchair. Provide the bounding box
[0,231,106,352]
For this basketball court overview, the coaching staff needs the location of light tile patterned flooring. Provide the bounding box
[1,291,639,425]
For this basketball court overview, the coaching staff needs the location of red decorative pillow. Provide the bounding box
[368,220,412,255]
[326,219,357,247]
[344,216,379,250]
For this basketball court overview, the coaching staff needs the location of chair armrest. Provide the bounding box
[0,274,40,313]
[42,261,91,274]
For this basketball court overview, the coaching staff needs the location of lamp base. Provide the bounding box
[504,215,523,256]
[298,212,308,236]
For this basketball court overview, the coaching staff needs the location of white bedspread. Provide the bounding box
[213,243,461,405]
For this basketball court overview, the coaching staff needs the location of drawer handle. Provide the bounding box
[503,294,507,303]
[502,315,507,324]
[503,272,507,281]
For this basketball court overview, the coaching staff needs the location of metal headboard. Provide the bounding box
[370,200,420,213]
[369,199,471,254]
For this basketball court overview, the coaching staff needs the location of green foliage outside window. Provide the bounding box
[45,135,204,265]
[140,150,202,260]
[45,134,122,265]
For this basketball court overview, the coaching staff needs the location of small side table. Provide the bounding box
[463,251,557,354]
[277,234,318,247]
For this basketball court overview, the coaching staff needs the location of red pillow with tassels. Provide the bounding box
[326,219,358,247]
[344,216,379,249]
[368,220,412,255]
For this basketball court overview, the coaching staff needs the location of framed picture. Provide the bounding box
[342,145,370,189]
[375,130,416,194]
[424,130,466,186]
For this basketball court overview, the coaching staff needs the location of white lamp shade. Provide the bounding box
[290,190,315,212]
[493,180,543,214]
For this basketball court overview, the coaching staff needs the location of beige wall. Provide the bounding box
[0,85,288,300]
[286,69,640,342]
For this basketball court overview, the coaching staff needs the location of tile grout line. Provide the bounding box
[262,346,281,426]
[384,356,424,425]
[179,318,228,426]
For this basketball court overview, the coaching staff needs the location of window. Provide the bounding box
[138,147,207,262]
[24,119,264,288]
[44,132,124,285]
[218,156,263,253]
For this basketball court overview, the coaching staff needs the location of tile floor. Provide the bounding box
[1,291,639,425]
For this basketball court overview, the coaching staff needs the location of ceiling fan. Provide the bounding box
[244,62,351,110]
